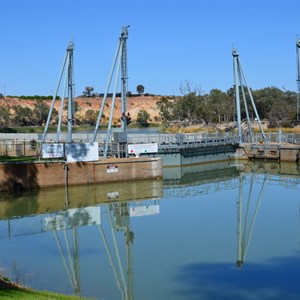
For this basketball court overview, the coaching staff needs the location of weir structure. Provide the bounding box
[2,37,300,177]
[8,26,161,192]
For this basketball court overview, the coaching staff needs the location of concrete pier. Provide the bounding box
[237,143,300,162]
[0,157,162,192]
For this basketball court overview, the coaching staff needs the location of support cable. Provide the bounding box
[104,49,122,158]
[237,60,253,142]
[98,225,125,299]
[93,38,122,142]
[56,61,69,142]
[107,206,129,300]
[42,50,69,143]
[238,59,266,140]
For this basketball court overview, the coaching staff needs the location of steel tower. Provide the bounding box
[93,26,129,158]
[42,41,75,143]
[296,39,300,122]
[232,48,266,143]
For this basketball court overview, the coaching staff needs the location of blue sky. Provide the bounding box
[0,0,299,97]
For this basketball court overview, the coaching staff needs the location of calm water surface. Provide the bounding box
[0,161,300,300]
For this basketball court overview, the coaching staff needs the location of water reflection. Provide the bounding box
[236,173,266,267]
[0,180,162,299]
[0,161,300,299]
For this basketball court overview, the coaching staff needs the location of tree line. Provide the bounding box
[0,85,298,130]
[156,86,298,128]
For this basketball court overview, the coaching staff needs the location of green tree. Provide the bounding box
[252,87,283,120]
[12,105,33,126]
[0,106,11,126]
[156,96,174,126]
[84,109,97,126]
[207,89,234,122]
[173,92,205,125]
[33,101,52,126]
[136,85,145,95]
[83,86,95,97]
[136,109,150,127]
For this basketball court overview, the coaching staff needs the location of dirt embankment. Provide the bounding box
[76,95,161,122]
[0,95,162,124]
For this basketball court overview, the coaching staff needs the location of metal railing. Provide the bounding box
[0,140,127,160]
[0,140,39,158]
[0,132,299,160]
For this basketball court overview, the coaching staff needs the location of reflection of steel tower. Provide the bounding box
[296,39,300,122]
[43,42,75,143]
[53,226,81,295]
[99,203,134,300]
[93,26,129,158]
[236,174,265,267]
[232,49,266,143]
[50,203,102,296]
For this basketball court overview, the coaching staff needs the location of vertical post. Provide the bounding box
[120,26,129,132]
[67,42,74,143]
[232,49,243,143]
[296,39,300,122]
[236,175,243,267]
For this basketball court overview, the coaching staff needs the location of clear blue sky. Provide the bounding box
[0,0,299,97]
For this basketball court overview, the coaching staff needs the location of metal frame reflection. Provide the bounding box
[236,174,266,267]
[0,193,160,300]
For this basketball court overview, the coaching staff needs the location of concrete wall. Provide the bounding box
[0,157,162,192]
[280,148,300,162]
[238,144,300,162]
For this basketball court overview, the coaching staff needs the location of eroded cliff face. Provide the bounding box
[0,95,162,124]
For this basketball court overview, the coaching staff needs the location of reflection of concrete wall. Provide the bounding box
[0,179,163,219]
[164,161,240,187]
[0,157,162,192]
[242,161,300,176]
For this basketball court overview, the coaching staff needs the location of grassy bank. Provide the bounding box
[0,278,90,300]
[0,156,38,162]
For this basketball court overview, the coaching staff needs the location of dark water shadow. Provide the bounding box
[0,162,40,219]
[3,162,39,192]
[174,253,300,300]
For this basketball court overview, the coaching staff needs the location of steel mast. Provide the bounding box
[296,39,300,122]
[67,42,75,143]
[120,27,129,132]
[232,48,266,143]
[93,26,129,144]
[42,42,75,143]
[233,49,242,143]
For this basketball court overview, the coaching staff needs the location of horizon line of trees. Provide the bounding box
[0,85,298,129]
[156,85,298,129]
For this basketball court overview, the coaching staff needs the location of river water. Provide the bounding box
[0,161,300,300]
